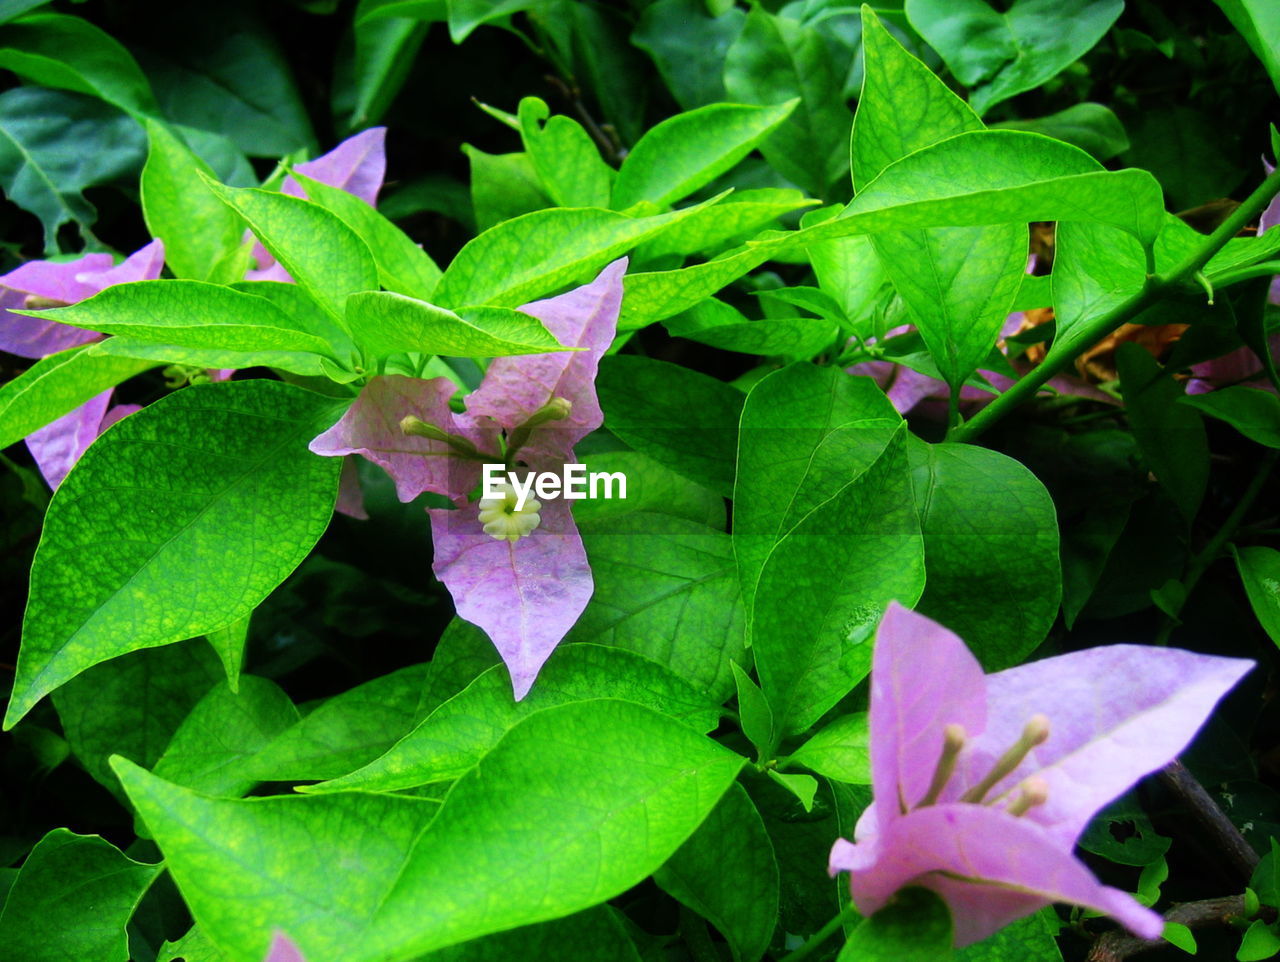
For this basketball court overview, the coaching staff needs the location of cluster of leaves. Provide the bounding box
[1,1,1280,961]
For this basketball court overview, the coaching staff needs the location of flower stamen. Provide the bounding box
[960,714,1050,804]
[1004,776,1050,817]
[917,723,967,808]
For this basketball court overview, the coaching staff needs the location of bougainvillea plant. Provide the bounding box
[1,2,1279,961]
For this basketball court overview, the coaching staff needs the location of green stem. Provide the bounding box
[1153,448,1278,645]
[1208,260,1280,288]
[953,167,1280,444]
[777,903,861,962]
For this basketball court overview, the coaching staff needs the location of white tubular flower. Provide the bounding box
[477,482,542,543]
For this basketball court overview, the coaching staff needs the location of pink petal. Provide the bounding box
[285,127,387,207]
[264,932,306,962]
[962,645,1252,848]
[308,375,499,504]
[0,252,114,303]
[833,804,1163,946]
[870,603,987,830]
[335,456,369,520]
[25,390,113,488]
[100,404,141,431]
[82,239,166,292]
[464,259,626,464]
[428,495,593,699]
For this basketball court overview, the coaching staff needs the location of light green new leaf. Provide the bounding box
[205,612,249,690]
[433,203,709,308]
[245,663,431,782]
[597,354,744,495]
[905,0,1123,116]
[153,676,299,796]
[20,280,337,376]
[0,345,151,450]
[908,440,1061,670]
[1181,386,1280,449]
[1234,546,1280,649]
[307,643,721,793]
[6,381,344,727]
[800,130,1165,250]
[0,829,162,962]
[724,7,851,196]
[571,514,746,701]
[518,97,613,209]
[612,101,796,210]
[52,639,223,796]
[655,783,779,962]
[620,238,787,330]
[753,425,924,745]
[734,363,901,615]
[1213,0,1280,97]
[115,699,744,962]
[344,291,564,361]
[783,712,871,784]
[732,661,774,761]
[838,888,953,961]
[142,118,246,282]
[293,171,442,300]
[0,11,158,115]
[205,179,378,322]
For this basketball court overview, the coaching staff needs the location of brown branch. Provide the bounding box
[1157,760,1259,883]
[1085,896,1249,961]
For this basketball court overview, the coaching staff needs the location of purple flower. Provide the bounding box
[829,602,1251,947]
[0,241,164,487]
[311,260,626,697]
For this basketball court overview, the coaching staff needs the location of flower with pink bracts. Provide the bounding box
[0,241,165,487]
[264,932,305,962]
[829,602,1252,947]
[310,259,626,698]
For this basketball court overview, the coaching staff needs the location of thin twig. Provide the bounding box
[1086,896,1250,961]
[1158,760,1259,882]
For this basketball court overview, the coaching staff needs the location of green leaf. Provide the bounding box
[613,101,796,210]
[654,783,779,962]
[905,0,1123,116]
[1234,546,1280,649]
[954,908,1062,960]
[0,345,151,450]
[724,7,852,196]
[336,15,428,130]
[52,639,223,796]
[462,146,549,233]
[571,514,745,701]
[114,698,744,962]
[753,425,924,743]
[620,239,787,330]
[158,926,231,962]
[731,661,774,761]
[734,363,901,616]
[5,380,344,727]
[141,118,246,282]
[838,888,953,961]
[597,354,744,496]
[205,612,249,690]
[1213,0,1280,98]
[908,440,1061,670]
[783,712,870,784]
[205,180,378,322]
[518,97,613,209]
[307,643,721,793]
[665,299,838,357]
[571,450,725,528]
[1239,919,1280,962]
[1117,343,1209,527]
[423,908,643,962]
[640,188,818,259]
[801,130,1165,250]
[293,171,442,300]
[244,663,431,782]
[1162,921,1196,955]
[344,292,564,361]
[23,281,337,377]
[0,86,145,252]
[1182,387,1280,449]
[153,676,299,796]
[633,0,744,110]
[0,829,161,962]
[996,103,1130,161]
[0,11,158,114]
[767,770,819,811]
[433,203,711,309]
